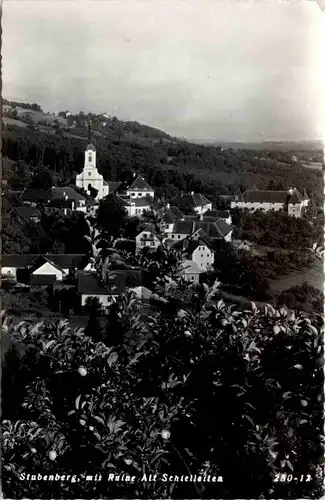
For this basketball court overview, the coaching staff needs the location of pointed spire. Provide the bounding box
[251,184,257,191]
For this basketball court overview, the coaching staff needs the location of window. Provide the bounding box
[171,234,174,239]
[88,172,92,176]
[201,254,203,258]
[132,193,136,197]
[191,276,195,281]
[178,235,181,239]
[88,155,92,162]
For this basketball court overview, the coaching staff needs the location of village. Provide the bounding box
[2,140,316,318]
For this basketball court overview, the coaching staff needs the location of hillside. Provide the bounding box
[2,100,323,207]
[204,139,324,152]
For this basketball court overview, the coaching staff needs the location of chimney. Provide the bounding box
[200,214,204,221]
[65,195,68,201]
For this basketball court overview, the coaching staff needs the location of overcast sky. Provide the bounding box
[2,0,324,142]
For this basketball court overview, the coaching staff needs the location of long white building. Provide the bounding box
[230,188,309,218]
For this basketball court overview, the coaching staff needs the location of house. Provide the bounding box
[169,220,194,241]
[51,187,87,212]
[230,188,309,218]
[45,199,78,216]
[232,240,253,252]
[179,260,201,283]
[132,196,153,217]
[21,188,52,206]
[182,240,215,271]
[20,186,87,212]
[75,143,109,200]
[14,206,42,222]
[136,224,161,252]
[204,209,232,225]
[161,205,184,233]
[77,272,121,307]
[77,269,144,308]
[117,195,153,218]
[126,174,155,199]
[106,181,122,195]
[169,218,232,243]
[170,192,212,215]
[1,254,88,281]
[192,219,233,242]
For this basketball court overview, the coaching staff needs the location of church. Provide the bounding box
[75,143,109,200]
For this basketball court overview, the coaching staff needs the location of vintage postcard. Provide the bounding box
[1,0,324,498]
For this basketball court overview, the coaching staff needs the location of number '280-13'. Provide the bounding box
[274,474,312,482]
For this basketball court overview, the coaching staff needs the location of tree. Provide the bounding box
[95,194,128,239]
[30,168,54,190]
[2,287,323,499]
[88,185,98,199]
[278,282,324,313]
[84,297,104,342]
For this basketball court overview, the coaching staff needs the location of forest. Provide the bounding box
[2,112,323,207]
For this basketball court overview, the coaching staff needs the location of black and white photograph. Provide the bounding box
[1,0,324,498]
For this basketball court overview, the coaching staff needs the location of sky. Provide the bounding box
[2,0,325,142]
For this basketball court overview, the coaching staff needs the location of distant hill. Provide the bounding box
[203,139,324,151]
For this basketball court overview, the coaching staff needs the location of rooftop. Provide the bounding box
[133,197,153,207]
[171,193,212,208]
[21,188,52,203]
[77,269,143,295]
[107,181,122,194]
[14,206,41,219]
[239,189,305,204]
[52,187,86,202]
[128,175,153,192]
[205,209,230,219]
[173,220,194,235]
[2,254,88,270]
[179,260,201,274]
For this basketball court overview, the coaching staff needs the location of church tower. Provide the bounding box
[75,123,108,199]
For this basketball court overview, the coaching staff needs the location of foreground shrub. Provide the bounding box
[1,289,324,499]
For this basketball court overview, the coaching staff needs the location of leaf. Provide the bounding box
[286,460,294,471]
[94,416,105,426]
[44,340,56,351]
[243,415,254,427]
[75,395,81,410]
[107,352,118,367]
[293,364,303,370]
[282,391,292,400]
